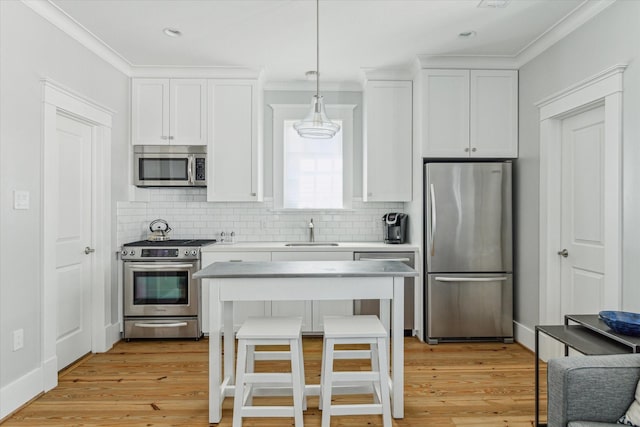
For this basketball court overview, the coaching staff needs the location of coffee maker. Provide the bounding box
[382,213,407,244]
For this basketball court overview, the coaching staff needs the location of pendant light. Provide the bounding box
[293,0,340,139]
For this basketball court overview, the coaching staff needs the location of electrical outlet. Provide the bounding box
[13,329,24,351]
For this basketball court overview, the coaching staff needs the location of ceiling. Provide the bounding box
[50,0,594,83]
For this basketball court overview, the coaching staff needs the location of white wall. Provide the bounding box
[0,1,129,417]
[515,1,640,339]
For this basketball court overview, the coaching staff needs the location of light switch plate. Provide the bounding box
[14,190,29,210]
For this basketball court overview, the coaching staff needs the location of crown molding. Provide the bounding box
[515,0,617,67]
[24,0,617,82]
[21,0,133,76]
[130,66,264,79]
[360,67,415,82]
[417,0,617,70]
[417,55,519,70]
[264,81,363,92]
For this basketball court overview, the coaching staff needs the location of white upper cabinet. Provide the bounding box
[420,70,470,157]
[469,70,518,158]
[207,79,263,202]
[420,69,518,158]
[131,78,207,146]
[363,80,413,202]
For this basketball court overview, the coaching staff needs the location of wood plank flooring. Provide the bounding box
[1,337,547,426]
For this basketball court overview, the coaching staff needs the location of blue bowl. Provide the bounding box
[599,311,640,337]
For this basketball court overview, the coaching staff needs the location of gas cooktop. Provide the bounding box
[123,239,217,247]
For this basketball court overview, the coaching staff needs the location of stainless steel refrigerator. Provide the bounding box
[424,161,513,344]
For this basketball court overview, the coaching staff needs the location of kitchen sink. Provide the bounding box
[284,242,339,247]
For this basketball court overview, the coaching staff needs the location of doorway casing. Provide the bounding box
[42,79,114,391]
[536,65,625,358]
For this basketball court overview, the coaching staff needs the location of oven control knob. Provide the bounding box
[184,250,190,256]
[191,249,198,256]
[129,250,135,256]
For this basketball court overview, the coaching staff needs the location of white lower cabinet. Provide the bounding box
[201,251,272,333]
[202,250,355,334]
[271,251,354,332]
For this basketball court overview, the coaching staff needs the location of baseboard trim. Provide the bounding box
[106,322,122,348]
[42,355,58,392]
[0,366,43,420]
[514,321,535,352]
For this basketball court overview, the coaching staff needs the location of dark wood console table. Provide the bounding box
[534,314,640,427]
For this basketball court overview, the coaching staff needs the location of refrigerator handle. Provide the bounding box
[430,183,437,256]
[434,276,509,282]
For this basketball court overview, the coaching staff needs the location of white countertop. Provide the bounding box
[195,260,418,278]
[200,241,419,252]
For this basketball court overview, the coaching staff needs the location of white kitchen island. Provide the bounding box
[194,260,418,424]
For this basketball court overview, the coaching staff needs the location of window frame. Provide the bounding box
[270,103,356,210]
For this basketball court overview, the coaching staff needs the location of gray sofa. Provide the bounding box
[547,353,640,427]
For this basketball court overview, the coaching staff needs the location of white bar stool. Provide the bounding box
[233,316,306,427]
[320,315,391,427]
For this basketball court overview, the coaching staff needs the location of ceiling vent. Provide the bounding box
[477,0,511,8]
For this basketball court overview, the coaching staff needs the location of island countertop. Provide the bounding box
[194,260,418,279]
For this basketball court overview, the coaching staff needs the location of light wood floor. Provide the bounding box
[2,337,547,426]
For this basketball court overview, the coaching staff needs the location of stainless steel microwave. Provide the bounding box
[134,145,206,187]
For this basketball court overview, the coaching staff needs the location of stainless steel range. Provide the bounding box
[121,239,215,340]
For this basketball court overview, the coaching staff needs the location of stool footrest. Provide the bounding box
[330,404,384,416]
[332,371,380,382]
[252,350,292,360]
[244,372,292,384]
[333,349,372,359]
[240,406,296,417]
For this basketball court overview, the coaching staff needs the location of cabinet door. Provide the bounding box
[169,79,207,146]
[201,251,271,333]
[470,70,518,158]
[207,79,263,201]
[363,80,412,202]
[272,251,354,332]
[132,78,170,145]
[421,70,470,157]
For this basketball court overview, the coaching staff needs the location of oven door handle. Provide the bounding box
[134,321,188,328]
[129,264,194,269]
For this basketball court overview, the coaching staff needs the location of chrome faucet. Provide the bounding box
[308,218,315,242]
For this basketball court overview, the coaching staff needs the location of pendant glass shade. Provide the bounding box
[293,95,340,139]
[294,0,340,139]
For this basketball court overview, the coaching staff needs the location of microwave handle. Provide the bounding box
[188,155,195,185]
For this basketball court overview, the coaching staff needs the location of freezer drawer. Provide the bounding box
[426,273,513,344]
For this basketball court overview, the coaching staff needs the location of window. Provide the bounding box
[271,104,355,210]
[283,121,343,209]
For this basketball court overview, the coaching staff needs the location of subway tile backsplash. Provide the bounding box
[117,189,404,246]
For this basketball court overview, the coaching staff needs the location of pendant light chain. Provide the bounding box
[316,0,320,103]
[293,0,340,138]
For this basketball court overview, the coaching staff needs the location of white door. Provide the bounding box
[55,114,93,370]
[559,106,607,316]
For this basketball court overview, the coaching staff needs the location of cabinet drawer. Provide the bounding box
[201,251,271,333]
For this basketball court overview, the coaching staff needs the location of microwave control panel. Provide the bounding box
[195,158,206,181]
